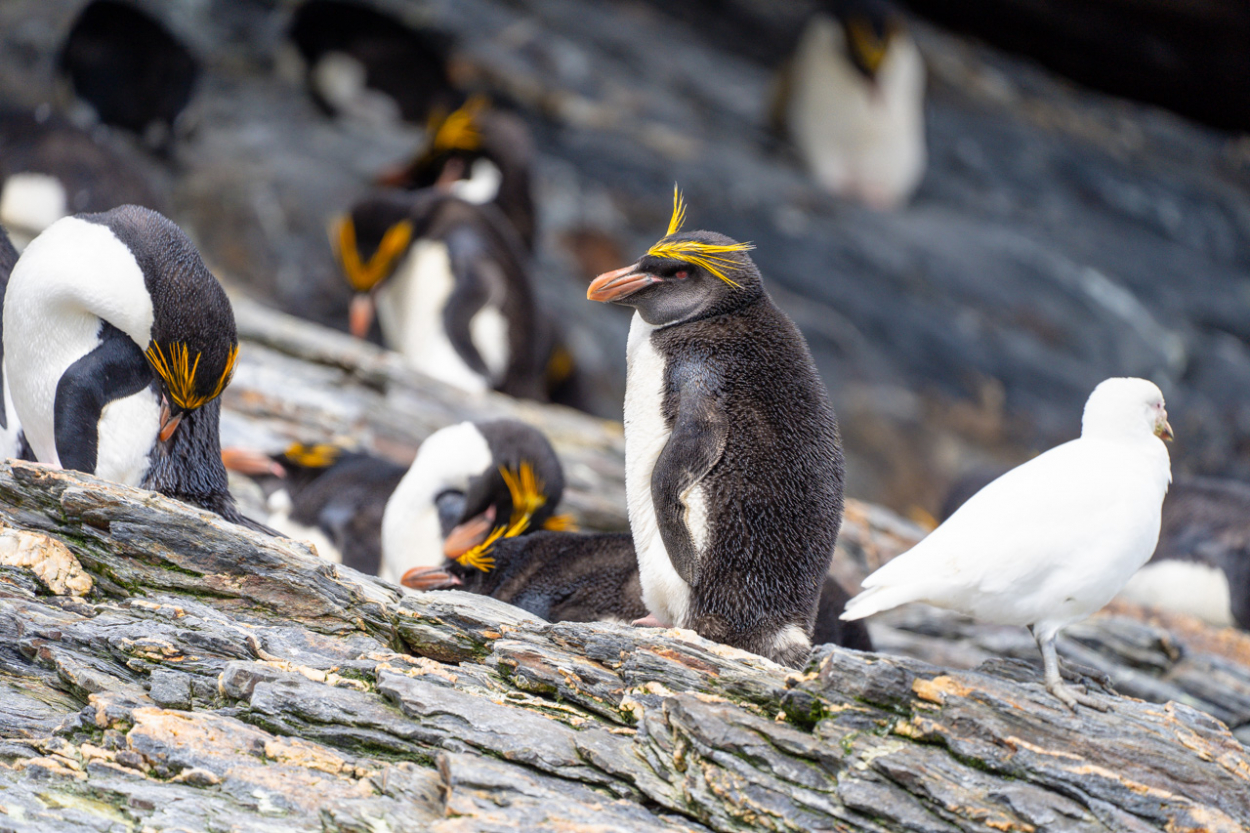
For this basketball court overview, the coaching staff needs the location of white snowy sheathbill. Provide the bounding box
[842,377,1173,710]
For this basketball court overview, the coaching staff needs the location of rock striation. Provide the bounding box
[0,458,1248,831]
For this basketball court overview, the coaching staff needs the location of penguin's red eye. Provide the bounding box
[674,270,689,279]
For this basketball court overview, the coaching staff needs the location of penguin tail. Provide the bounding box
[840,584,920,621]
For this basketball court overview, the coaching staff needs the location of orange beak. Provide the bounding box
[443,506,496,559]
[221,447,286,477]
[349,293,375,339]
[587,263,659,303]
[400,565,463,591]
[158,398,183,443]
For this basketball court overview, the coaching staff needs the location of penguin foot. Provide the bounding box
[1047,679,1111,713]
[1058,659,1115,692]
[632,614,667,628]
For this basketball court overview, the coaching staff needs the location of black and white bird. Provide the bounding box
[332,190,547,399]
[774,1,926,208]
[223,442,405,573]
[379,419,569,587]
[378,96,537,252]
[843,377,1173,710]
[0,224,20,459]
[3,205,247,524]
[287,0,458,126]
[0,107,167,249]
[587,189,845,668]
[59,0,199,149]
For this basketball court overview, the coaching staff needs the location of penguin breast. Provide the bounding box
[623,312,693,627]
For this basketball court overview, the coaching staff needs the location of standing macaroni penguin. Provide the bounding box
[587,188,844,667]
[3,205,247,525]
[0,224,20,459]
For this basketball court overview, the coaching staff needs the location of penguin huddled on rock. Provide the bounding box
[0,108,167,250]
[288,0,458,126]
[587,188,846,668]
[332,190,548,399]
[3,205,248,525]
[380,419,570,587]
[378,96,537,253]
[223,442,406,573]
[774,0,926,209]
[59,0,199,149]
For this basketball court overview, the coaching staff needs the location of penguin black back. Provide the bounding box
[289,0,458,123]
[59,0,199,143]
[0,225,16,438]
[449,531,647,624]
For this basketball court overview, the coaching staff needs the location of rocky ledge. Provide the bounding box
[0,460,1247,832]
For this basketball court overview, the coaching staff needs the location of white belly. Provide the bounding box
[787,16,927,208]
[95,388,160,486]
[265,490,345,566]
[1118,559,1234,627]
[624,312,691,627]
[376,241,508,394]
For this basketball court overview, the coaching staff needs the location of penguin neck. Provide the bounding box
[141,397,241,522]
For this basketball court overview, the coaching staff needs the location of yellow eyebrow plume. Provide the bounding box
[645,185,754,288]
[431,94,487,153]
[333,216,414,293]
[455,525,504,572]
[283,443,342,468]
[146,341,238,411]
[500,461,548,537]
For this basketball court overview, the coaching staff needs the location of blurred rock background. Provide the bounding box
[3,0,1249,520]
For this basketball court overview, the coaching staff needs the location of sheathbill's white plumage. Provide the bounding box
[842,377,1173,710]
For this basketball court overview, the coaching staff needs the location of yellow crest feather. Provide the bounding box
[541,514,578,532]
[283,443,342,468]
[455,524,504,572]
[645,185,754,288]
[431,95,487,153]
[333,216,414,293]
[145,341,238,411]
[499,461,547,537]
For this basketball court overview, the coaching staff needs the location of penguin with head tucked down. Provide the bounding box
[332,190,546,399]
[587,188,845,668]
[3,205,248,525]
[774,0,926,209]
[379,419,570,587]
[378,96,536,253]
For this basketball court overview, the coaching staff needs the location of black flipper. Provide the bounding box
[53,321,154,473]
[441,225,498,378]
[651,366,728,589]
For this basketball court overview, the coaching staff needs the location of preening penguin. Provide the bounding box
[587,188,845,668]
[59,0,199,148]
[379,419,569,587]
[3,205,246,524]
[775,2,926,209]
[378,96,537,252]
[332,191,546,399]
[842,377,1173,710]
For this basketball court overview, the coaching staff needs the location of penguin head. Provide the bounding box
[95,206,238,443]
[331,194,416,337]
[377,95,489,192]
[587,188,759,326]
[441,419,569,563]
[832,0,902,82]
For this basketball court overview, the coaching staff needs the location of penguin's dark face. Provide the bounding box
[587,230,763,327]
[836,0,900,81]
[332,197,415,338]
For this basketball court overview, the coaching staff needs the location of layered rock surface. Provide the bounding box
[0,308,1246,832]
